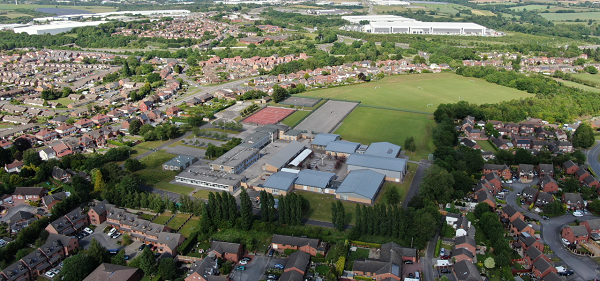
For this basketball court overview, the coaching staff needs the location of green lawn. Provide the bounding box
[346,248,370,270]
[296,191,360,224]
[281,110,312,127]
[192,189,213,199]
[541,12,600,21]
[54,97,75,105]
[152,213,172,225]
[302,73,532,113]
[374,163,417,205]
[134,150,180,190]
[206,128,240,134]
[153,181,195,195]
[136,140,167,150]
[179,217,200,238]
[167,213,190,230]
[140,213,154,221]
[476,140,497,152]
[335,107,435,161]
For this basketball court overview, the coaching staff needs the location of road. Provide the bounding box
[586,141,600,177]
[402,160,431,209]
[505,180,600,280]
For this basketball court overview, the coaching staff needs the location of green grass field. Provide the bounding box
[509,4,552,10]
[572,73,600,84]
[374,163,417,205]
[179,217,200,238]
[281,110,312,127]
[297,191,360,224]
[554,78,600,93]
[476,140,497,152]
[167,214,190,230]
[152,213,172,225]
[335,107,435,161]
[134,150,197,195]
[302,73,532,113]
[192,189,213,199]
[541,12,600,21]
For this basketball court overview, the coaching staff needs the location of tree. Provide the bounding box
[120,62,131,77]
[94,170,106,192]
[124,159,143,172]
[157,258,178,280]
[335,200,345,231]
[22,149,42,166]
[384,185,400,205]
[129,119,142,135]
[419,165,454,204]
[484,257,495,269]
[572,123,595,148]
[474,202,492,219]
[146,73,162,83]
[585,65,598,74]
[133,247,156,276]
[111,249,127,266]
[86,238,110,266]
[404,136,416,152]
[331,202,338,230]
[543,200,565,215]
[272,87,288,103]
[60,254,96,281]
[13,137,31,151]
[240,187,253,231]
[588,199,600,214]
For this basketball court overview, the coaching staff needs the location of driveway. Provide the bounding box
[229,255,287,281]
[80,223,121,250]
[0,204,37,223]
[504,182,600,280]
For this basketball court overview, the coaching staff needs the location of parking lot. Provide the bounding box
[0,203,38,223]
[79,222,120,250]
[229,255,287,281]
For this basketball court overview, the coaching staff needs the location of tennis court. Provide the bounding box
[242,107,296,125]
[279,97,322,107]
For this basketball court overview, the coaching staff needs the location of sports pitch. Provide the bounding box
[334,107,435,161]
[302,73,533,113]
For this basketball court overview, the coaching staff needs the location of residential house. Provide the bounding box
[91,114,110,125]
[281,251,310,279]
[532,258,557,278]
[583,175,600,188]
[582,219,600,235]
[563,160,579,175]
[501,205,525,223]
[519,164,535,183]
[540,175,559,193]
[535,192,554,207]
[454,236,476,256]
[13,187,47,201]
[524,246,549,267]
[562,193,585,210]
[561,225,589,244]
[576,168,590,182]
[510,218,535,237]
[475,189,496,208]
[42,192,67,210]
[39,147,57,161]
[156,232,185,255]
[519,233,544,252]
[452,260,483,281]
[55,124,77,137]
[87,200,113,225]
[538,164,554,177]
[483,164,511,180]
[522,186,539,203]
[5,160,24,173]
[165,106,181,117]
[452,247,475,263]
[184,256,224,281]
[209,241,243,263]
[353,242,417,281]
[270,234,328,256]
[83,263,143,281]
[35,129,58,142]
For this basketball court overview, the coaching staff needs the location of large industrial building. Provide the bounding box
[13,21,107,35]
[341,15,497,36]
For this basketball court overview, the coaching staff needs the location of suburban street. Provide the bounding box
[586,141,600,177]
[505,180,600,280]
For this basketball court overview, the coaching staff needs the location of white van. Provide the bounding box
[107,228,116,236]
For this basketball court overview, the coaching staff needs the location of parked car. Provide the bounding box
[440,269,450,274]
[573,211,583,217]
[408,273,414,278]
[542,216,549,220]
[76,232,85,239]
[440,255,451,260]
[45,271,56,278]
[562,238,571,246]
[139,244,146,251]
[124,255,130,260]
[107,228,116,236]
[111,232,121,239]
[404,260,413,265]
[236,266,246,271]
[267,274,278,280]
[268,249,274,257]
[559,269,574,276]
[84,227,94,234]
[274,264,284,269]
[239,259,248,265]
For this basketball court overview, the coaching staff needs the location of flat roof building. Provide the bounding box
[294,170,336,193]
[366,21,487,35]
[311,133,340,149]
[325,140,361,157]
[336,169,385,204]
[209,146,259,174]
[347,153,407,182]
[175,167,246,192]
[265,141,306,172]
[163,155,197,171]
[364,142,401,158]
[239,131,272,149]
[261,171,298,195]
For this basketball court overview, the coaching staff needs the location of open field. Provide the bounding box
[153,181,194,195]
[179,217,199,238]
[134,150,196,194]
[572,73,600,84]
[191,189,213,199]
[374,163,417,205]
[281,110,312,127]
[0,4,117,13]
[509,4,553,10]
[541,12,600,21]
[167,213,190,230]
[297,191,360,224]
[302,73,533,113]
[334,107,435,161]
[554,78,600,93]
[477,140,497,152]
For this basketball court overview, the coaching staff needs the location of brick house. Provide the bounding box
[13,187,47,201]
[510,218,535,237]
[483,164,511,180]
[283,251,310,276]
[563,160,579,175]
[540,175,559,193]
[270,234,328,256]
[524,246,550,267]
[582,219,600,235]
[576,168,590,182]
[583,175,600,188]
[522,186,539,203]
[561,225,589,244]
[537,164,554,177]
[451,247,474,263]
[532,258,557,278]
[501,205,525,223]
[353,242,417,281]
[87,200,113,225]
[562,193,585,210]
[454,236,476,255]
[156,232,185,255]
[209,241,243,263]
[519,233,544,252]
[518,164,535,183]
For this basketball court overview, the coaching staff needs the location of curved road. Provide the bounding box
[505,180,600,280]
[587,141,600,178]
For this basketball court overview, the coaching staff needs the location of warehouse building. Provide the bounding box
[14,21,107,35]
[341,15,493,36]
[209,146,259,174]
[175,167,246,192]
[342,15,418,24]
[336,169,385,204]
[347,153,407,182]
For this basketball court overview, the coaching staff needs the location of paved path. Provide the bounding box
[402,160,431,209]
[505,180,600,280]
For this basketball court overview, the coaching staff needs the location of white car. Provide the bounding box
[84,227,94,235]
[45,271,56,278]
[573,211,583,217]
[108,228,117,236]
[562,238,571,246]
[112,232,121,239]
[239,260,248,265]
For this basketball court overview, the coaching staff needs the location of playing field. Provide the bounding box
[553,78,600,93]
[302,73,533,113]
[334,107,435,161]
[243,107,295,125]
[281,110,312,127]
[541,12,600,21]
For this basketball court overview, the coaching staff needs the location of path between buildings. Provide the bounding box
[402,160,431,209]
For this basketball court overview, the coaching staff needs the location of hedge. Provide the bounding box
[351,241,381,248]
[177,231,198,254]
[354,276,375,281]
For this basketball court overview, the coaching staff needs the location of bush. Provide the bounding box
[283,249,298,255]
[350,241,381,248]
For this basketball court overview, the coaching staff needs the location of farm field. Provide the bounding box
[281,110,312,127]
[302,73,533,113]
[509,5,552,10]
[540,12,600,21]
[334,107,435,161]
